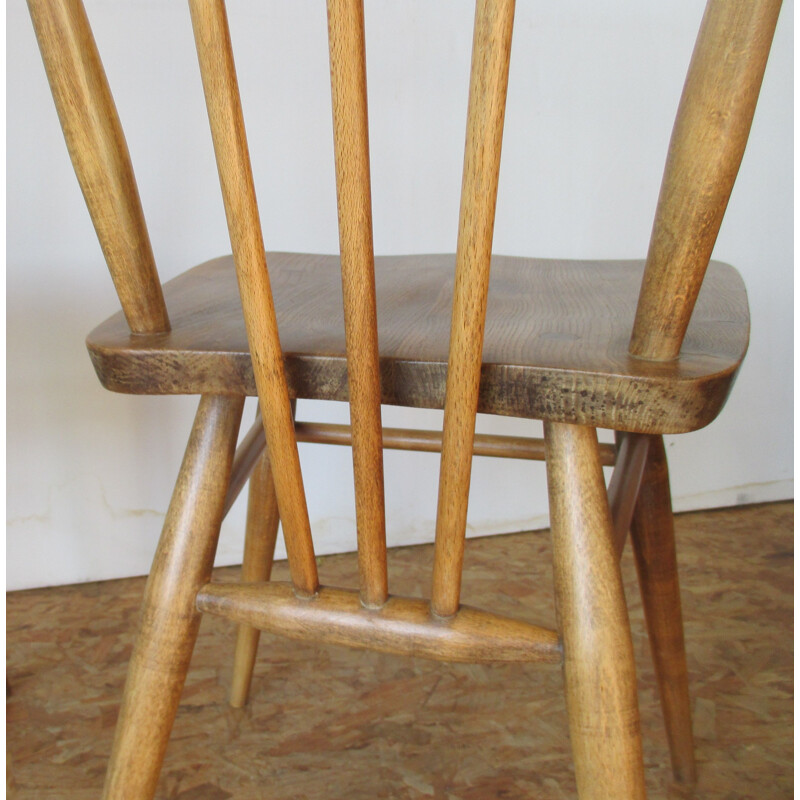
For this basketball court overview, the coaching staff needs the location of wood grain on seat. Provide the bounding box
[87,252,748,434]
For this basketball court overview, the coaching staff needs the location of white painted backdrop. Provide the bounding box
[7,1,793,590]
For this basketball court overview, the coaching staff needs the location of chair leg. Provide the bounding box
[630,435,697,785]
[229,447,281,708]
[229,401,293,708]
[544,422,646,800]
[102,394,244,800]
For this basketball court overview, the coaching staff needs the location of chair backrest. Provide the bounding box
[28,0,781,616]
[189,0,516,615]
[28,0,170,335]
[630,1,781,361]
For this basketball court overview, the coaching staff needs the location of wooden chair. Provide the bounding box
[27,0,781,797]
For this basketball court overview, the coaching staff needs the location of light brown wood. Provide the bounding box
[630,0,782,361]
[197,582,560,665]
[608,432,651,557]
[229,402,294,708]
[630,435,697,785]
[432,0,515,618]
[27,0,169,335]
[86,253,749,434]
[544,421,646,799]
[294,421,617,466]
[26,1,781,795]
[102,393,244,800]
[189,0,318,598]
[229,453,281,708]
[327,0,388,609]
[222,417,267,518]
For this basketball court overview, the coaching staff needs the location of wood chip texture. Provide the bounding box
[6,502,792,799]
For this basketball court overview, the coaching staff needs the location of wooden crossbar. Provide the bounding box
[608,433,651,556]
[327,0,388,608]
[222,401,295,519]
[221,418,617,522]
[222,416,618,522]
[609,433,651,557]
[197,582,561,664]
[189,0,318,597]
[432,0,516,618]
[295,422,617,465]
[223,413,270,518]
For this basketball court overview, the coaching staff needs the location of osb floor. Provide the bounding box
[7,501,793,799]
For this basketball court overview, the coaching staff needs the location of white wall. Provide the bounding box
[7,1,793,590]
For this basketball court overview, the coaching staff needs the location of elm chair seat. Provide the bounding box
[88,252,748,433]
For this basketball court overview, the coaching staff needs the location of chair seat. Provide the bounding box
[87,252,748,434]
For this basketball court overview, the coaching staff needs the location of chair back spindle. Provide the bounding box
[189,0,319,598]
[630,0,781,361]
[431,0,515,618]
[327,0,388,609]
[191,0,774,619]
[193,0,516,617]
[27,0,170,334]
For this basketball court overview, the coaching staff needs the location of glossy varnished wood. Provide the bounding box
[630,436,696,784]
[432,0,515,618]
[102,394,243,800]
[229,448,281,709]
[545,422,646,799]
[229,403,292,709]
[7,503,794,798]
[222,416,267,518]
[327,0,388,608]
[294,422,616,465]
[609,432,651,556]
[189,0,318,598]
[197,582,560,665]
[27,0,169,334]
[86,253,749,434]
[213,417,612,470]
[630,0,781,361]
[26,0,783,797]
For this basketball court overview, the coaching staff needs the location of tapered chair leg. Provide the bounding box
[544,422,646,800]
[229,447,281,708]
[102,394,244,800]
[229,401,293,708]
[630,435,697,785]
